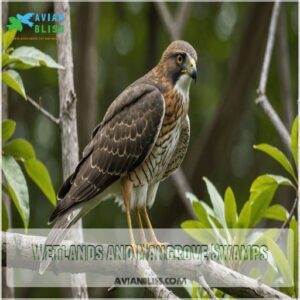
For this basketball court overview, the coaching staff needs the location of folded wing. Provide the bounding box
[49,83,165,222]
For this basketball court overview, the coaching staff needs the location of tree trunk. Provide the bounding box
[75,3,99,152]
[55,2,88,299]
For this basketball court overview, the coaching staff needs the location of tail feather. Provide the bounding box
[39,206,82,274]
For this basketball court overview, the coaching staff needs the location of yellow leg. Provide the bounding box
[141,207,168,250]
[134,208,147,245]
[141,207,158,244]
[122,180,136,247]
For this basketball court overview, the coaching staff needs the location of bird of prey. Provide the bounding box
[7,17,23,32]
[16,13,35,27]
[40,40,197,274]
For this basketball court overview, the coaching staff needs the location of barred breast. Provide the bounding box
[128,89,188,187]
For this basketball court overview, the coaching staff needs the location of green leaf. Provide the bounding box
[265,238,293,285]
[2,53,9,67]
[249,174,293,226]
[203,177,225,226]
[3,138,35,160]
[181,220,216,244]
[2,201,9,231]
[23,158,56,205]
[264,204,288,222]
[224,187,238,228]
[236,201,251,228]
[2,70,26,98]
[10,47,64,69]
[2,29,17,50]
[291,117,298,167]
[2,119,16,141]
[2,55,38,69]
[2,155,29,228]
[254,144,296,181]
[187,193,211,228]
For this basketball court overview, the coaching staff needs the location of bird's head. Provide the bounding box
[158,40,197,92]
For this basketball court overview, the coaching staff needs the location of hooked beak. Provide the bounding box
[184,56,197,82]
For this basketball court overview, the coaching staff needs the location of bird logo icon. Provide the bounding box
[6,12,35,32]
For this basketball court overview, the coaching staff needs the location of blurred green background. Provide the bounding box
[2,1,298,298]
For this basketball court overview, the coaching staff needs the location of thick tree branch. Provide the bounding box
[255,1,290,150]
[2,232,291,299]
[26,96,60,125]
[137,260,180,299]
[55,2,88,299]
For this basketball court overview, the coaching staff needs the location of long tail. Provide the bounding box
[39,206,83,275]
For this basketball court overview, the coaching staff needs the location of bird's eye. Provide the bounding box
[176,54,184,65]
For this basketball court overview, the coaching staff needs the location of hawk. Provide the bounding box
[40,40,197,273]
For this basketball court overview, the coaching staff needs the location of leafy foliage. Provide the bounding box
[1,29,63,98]
[2,119,56,229]
[182,116,298,297]
[1,29,62,229]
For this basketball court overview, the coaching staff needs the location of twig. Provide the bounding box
[198,275,218,300]
[171,169,195,218]
[26,96,60,125]
[255,1,290,150]
[255,94,290,149]
[2,232,291,299]
[281,197,298,230]
[258,1,281,94]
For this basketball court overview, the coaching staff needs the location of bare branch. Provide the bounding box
[155,2,192,41]
[175,2,191,38]
[26,96,60,125]
[255,94,290,149]
[155,2,177,40]
[171,169,195,218]
[258,1,281,94]
[255,1,290,150]
[2,232,291,299]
